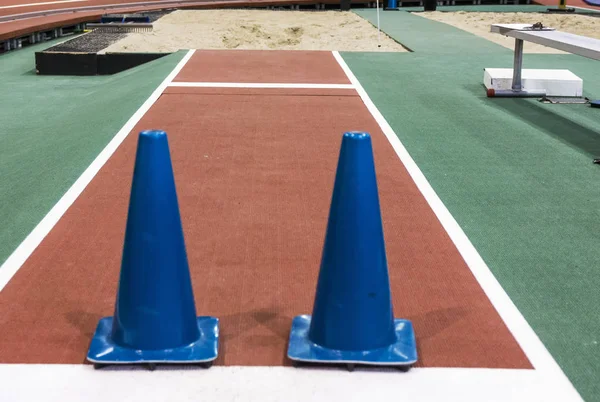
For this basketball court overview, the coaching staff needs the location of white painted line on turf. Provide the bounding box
[168,82,355,89]
[0,49,196,293]
[0,365,582,402]
[331,50,582,400]
[571,5,600,11]
[0,0,86,9]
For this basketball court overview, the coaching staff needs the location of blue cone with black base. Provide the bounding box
[385,0,399,10]
[87,130,219,366]
[287,132,417,368]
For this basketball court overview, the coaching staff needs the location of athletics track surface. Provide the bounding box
[0,48,587,401]
[2,5,600,402]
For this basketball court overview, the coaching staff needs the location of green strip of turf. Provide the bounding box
[354,9,510,53]
[0,40,185,266]
[341,48,600,401]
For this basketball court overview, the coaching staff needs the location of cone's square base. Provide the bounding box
[86,317,219,364]
[287,315,417,366]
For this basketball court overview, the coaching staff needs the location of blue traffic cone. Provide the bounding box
[385,0,400,10]
[287,132,417,369]
[87,130,219,367]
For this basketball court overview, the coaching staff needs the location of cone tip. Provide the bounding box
[343,131,370,141]
[139,130,168,139]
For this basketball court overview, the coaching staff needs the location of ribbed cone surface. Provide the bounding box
[110,130,200,350]
[308,132,397,351]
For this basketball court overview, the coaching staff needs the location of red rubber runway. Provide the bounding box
[0,50,532,369]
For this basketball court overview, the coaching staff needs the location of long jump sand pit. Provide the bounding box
[101,10,407,53]
[417,11,600,53]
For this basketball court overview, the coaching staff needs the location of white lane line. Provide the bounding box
[0,365,583,402]
[0,49,196,293]
[0,0,86,10]
[330,50,582,400]
[572,5,600,11]
[168,82,355,89]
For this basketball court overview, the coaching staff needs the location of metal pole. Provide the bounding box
[511,38,524,92]
[376,0,381,46]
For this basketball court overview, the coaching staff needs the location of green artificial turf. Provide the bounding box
[355,8,510,53]
[0,39,185,266]
[342,31,600,401]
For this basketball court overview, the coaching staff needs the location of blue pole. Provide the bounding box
[385,0,399,10]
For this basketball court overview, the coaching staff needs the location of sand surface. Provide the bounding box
[101,10,407,53]
[417,11,600,53]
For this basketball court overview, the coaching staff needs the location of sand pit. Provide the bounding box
[101,10,407,53]
[417,11,600,53]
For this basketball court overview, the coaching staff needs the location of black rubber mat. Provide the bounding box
[44,10,171,53]
[45,31,128,53]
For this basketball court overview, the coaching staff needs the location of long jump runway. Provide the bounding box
[0,50,583,401]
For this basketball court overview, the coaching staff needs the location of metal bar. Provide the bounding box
[491,24,600,62]
[486,28,546,98]
[512,30,600,61]
[511,38,524,91]
[488,89,546,97]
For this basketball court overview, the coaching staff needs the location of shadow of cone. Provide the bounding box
[86,130,219,366]
[287,132,417,369]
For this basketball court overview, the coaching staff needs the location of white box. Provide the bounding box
[483,68,583,97]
